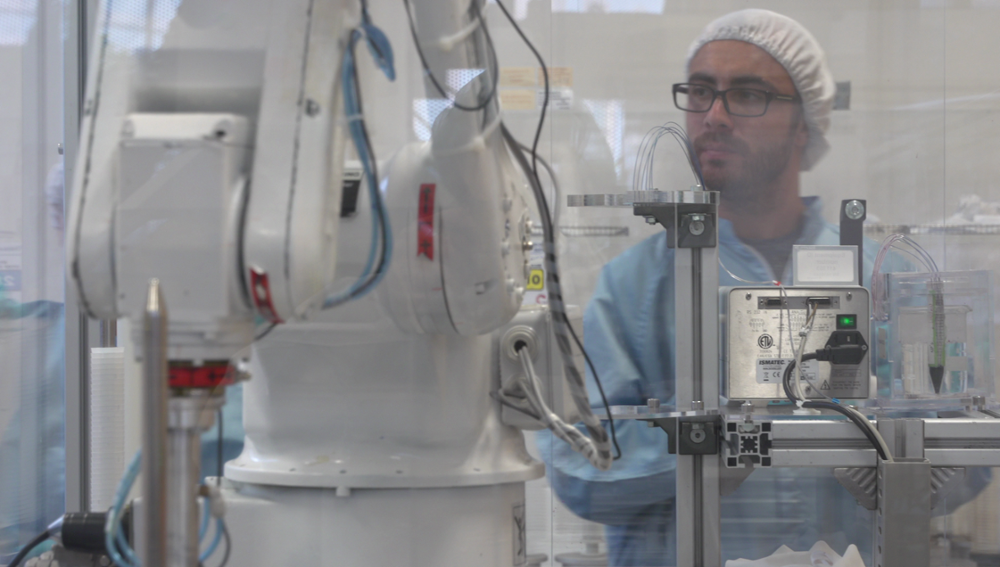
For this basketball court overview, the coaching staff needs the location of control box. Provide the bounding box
[723,287,870,401]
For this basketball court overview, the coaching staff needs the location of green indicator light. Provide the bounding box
[837,314,857,329]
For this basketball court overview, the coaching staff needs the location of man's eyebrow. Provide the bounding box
[687,72,716,85]
[729,75,777,90]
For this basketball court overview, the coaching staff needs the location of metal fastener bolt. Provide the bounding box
[689,220,705,236]
[973,395,986,411]
[647,398,661,411]
[844,199,866,220]
[847,291,853,300]
[691,400,704,411]
[746,292,752,301]
[305,99,321,117]
[690,428,706,444]
[645,216,657,225]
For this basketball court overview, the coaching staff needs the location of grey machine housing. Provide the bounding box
[721,286,870,401]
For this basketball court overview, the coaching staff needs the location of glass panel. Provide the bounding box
[46,0,1000,565]
[0,0,67,562]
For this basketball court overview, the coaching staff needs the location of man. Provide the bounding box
[538,9,974,565]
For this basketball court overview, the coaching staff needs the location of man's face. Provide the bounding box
[685,40,807,202]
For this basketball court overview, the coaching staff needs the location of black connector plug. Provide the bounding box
[815,330,868,365]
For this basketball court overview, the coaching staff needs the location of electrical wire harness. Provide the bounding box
[490,0,620,468]
[323,13,396,310]
[101,451,231,567]
[781,336,893,463]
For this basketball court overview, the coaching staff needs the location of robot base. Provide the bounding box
[214,478,529,567]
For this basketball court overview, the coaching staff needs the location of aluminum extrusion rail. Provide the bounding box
[763,417,1000,468]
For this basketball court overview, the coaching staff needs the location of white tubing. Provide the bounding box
[89,346,125,511]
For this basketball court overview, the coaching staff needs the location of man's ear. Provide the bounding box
[793,113,809,148]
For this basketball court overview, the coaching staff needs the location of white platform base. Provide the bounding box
[214,477,530,566]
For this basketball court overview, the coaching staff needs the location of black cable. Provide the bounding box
[491,7,617,471]
[253,322,277,342]
[568,321,622,460]
[802,400,888,461]
[8,530,50,567]
[501,124,621,461]
[494,0,547,179]
[402,0,499,112]
[783,353,888,461]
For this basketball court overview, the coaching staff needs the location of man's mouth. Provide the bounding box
[699,146,739,161]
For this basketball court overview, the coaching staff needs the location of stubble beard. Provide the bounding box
[695,131,797,213]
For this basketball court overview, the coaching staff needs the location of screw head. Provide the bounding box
[845,200,866,220]
[689,220,706,236]
[647,398,661,410]
[305,99,321,117]
[645,216,657,225]
[690,429,706,443]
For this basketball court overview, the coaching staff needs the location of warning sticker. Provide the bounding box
[417,184,435,259]
[756,358,819,385]
[499,67,538,88]
[526,269,544,290]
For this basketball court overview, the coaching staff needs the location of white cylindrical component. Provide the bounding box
[88,346,125,511]
[219,480,527,567]
[226,304,543,488]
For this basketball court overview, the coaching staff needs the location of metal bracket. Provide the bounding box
[642,414,721,455]
[634,203,717,249]
[833,467,878,510]
[833,466,965,511]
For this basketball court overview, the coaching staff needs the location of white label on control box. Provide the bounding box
[756,358,819,384]
[792,245,857,284]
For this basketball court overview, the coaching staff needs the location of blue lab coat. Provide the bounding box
[536,197,963,565]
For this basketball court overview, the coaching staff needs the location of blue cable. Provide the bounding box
[105,451,223,567]
[105,451,141,567]
[199,496,210,540]
[324,25,395,309]
[199,517,224,562]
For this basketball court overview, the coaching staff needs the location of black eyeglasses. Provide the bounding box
[672,83,799,117]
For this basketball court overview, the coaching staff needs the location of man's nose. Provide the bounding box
[703,96,733,130]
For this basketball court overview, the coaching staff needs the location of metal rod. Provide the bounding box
[691,251,702,402]
[142,279,168,567]
[165,392,219,567]
[166,403,201,567]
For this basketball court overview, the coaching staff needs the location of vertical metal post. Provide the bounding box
[672,192,721,566]
[166,393,218,567]
[63,0,94,514]
[143,280,168,567]
[874,418,930,567]
[699,230,721,566]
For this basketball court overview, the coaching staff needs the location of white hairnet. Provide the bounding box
[686,9,835,171]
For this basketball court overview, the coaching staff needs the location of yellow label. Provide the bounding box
[545,67,574,88]
[500,67,538,87]
[527,269,545,290]
[500,90,536,111]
